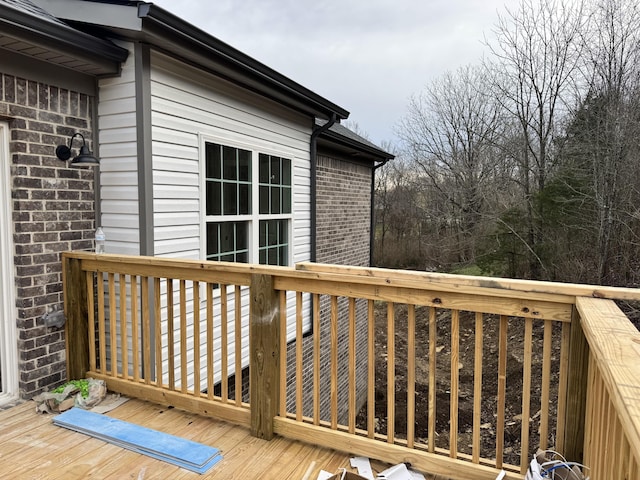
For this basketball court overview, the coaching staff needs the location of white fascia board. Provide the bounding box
[31,0,142,31]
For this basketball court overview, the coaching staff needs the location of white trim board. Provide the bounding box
[0,122,19,405]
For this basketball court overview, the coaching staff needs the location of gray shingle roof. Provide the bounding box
[316,119,394,161]
[1,0,69,26]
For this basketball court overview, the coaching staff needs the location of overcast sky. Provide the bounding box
[152,0,522,147]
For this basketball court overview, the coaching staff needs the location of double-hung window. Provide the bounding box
[204,141,292,266]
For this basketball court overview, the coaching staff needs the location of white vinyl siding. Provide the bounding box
[148,51,312,390]
[98,41,140,255]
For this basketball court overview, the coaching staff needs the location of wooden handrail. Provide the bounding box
[61,252,640,480]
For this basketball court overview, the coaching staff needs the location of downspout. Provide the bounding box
[370,158,390,266]
[309,113,337,263]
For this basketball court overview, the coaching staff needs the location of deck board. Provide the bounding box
[0,399,444,479]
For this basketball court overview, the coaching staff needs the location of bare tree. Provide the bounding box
[565,0,640,283]
[485,0,587,278]
[397,64,505,264]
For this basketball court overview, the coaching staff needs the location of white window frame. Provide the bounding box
[199,133,294,267]
[0,121,18,405]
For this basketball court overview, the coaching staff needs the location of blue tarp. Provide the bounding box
[53,408,222,474]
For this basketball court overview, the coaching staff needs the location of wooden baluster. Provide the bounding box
[539,319,552,450]
[313,293,321,426]
[348,297,356,434]
[520,317,533,473]
[154,277,162,388]
[87,270,96,374]
[428,306,437,453]
[166,279,175,390]
[387,302,395,444]
[496,314,508,468]
[296,291,303,422]
[367,299,375,439]
[450,309,459,458]
[120,274,129,380]
[472,311,483,464]
[206,283,214,400]
[221,284,228,402]
[98,272,106,375]
[193,281,200,397]
[141,276,151,384]
[131,276,139,382]
[407,304,416,448]
[179,279,187,393]
[279,290,287,417]
[331,295,338,430]
[108,273,117,377]
[235,285,242,405]
[556,320,571,454]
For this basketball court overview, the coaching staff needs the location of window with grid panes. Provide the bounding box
[204,142,291,266]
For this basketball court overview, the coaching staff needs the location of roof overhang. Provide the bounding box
[0,2,128,76]
[317,122,394,164]
[35,0,350,121]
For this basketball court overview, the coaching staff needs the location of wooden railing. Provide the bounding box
[62,252,640,480]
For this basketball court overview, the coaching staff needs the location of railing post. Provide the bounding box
[562,305,589,462]
[249,273,280,440]
[62,253,89,380]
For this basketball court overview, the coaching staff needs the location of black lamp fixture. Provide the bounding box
[55,132,100,167]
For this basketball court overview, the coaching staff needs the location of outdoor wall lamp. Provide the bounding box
[55,132,100,167]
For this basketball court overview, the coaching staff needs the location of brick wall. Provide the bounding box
[0,73,96,398]
[284,153,373,424]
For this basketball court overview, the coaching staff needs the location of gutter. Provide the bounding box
[370,158,391,266]
[309,114,337,263]
[137,4,349,120]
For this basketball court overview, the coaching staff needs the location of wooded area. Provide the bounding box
[374,0,640,315]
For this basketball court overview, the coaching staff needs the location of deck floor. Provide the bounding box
[0,399,447,479]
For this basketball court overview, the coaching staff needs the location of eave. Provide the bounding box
[0,3,128,76]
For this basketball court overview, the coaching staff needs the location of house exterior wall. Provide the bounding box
[0,71,96,398]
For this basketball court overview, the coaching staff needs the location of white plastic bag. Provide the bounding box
[525,450,589,480]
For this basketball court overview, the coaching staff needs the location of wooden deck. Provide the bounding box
[0,399,447,480]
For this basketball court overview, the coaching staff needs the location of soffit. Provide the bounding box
[0,1,128,76]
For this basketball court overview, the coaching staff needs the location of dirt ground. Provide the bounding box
[357,303,562,467]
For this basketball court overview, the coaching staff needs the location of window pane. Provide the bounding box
[220,222,235,252]
[259,221,266,246]
[259,250,266,264]
[236,222,247,249]
[279,246,287,264]
[259,186,269,215]
[282,186,291,214]
[205,143,222,179]
[206,181,221,216]
[279,219,287,239]
[282,158,291,185]
[206,223,219,258]
[271,186,280,214]
[223,146,237,180]
[271,156,281,183]
[239,184,250,215]
[223,183,237,215]
[238,150,251,181]
[259,153,269,183]
[268,248,277,265]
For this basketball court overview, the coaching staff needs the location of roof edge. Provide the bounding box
[137,3,349,120]
[0,2,129,66]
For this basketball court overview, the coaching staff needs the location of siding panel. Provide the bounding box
[98,41,139,255]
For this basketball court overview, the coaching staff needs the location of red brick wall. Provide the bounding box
[316,155,372,266]
[1,73,96,398]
